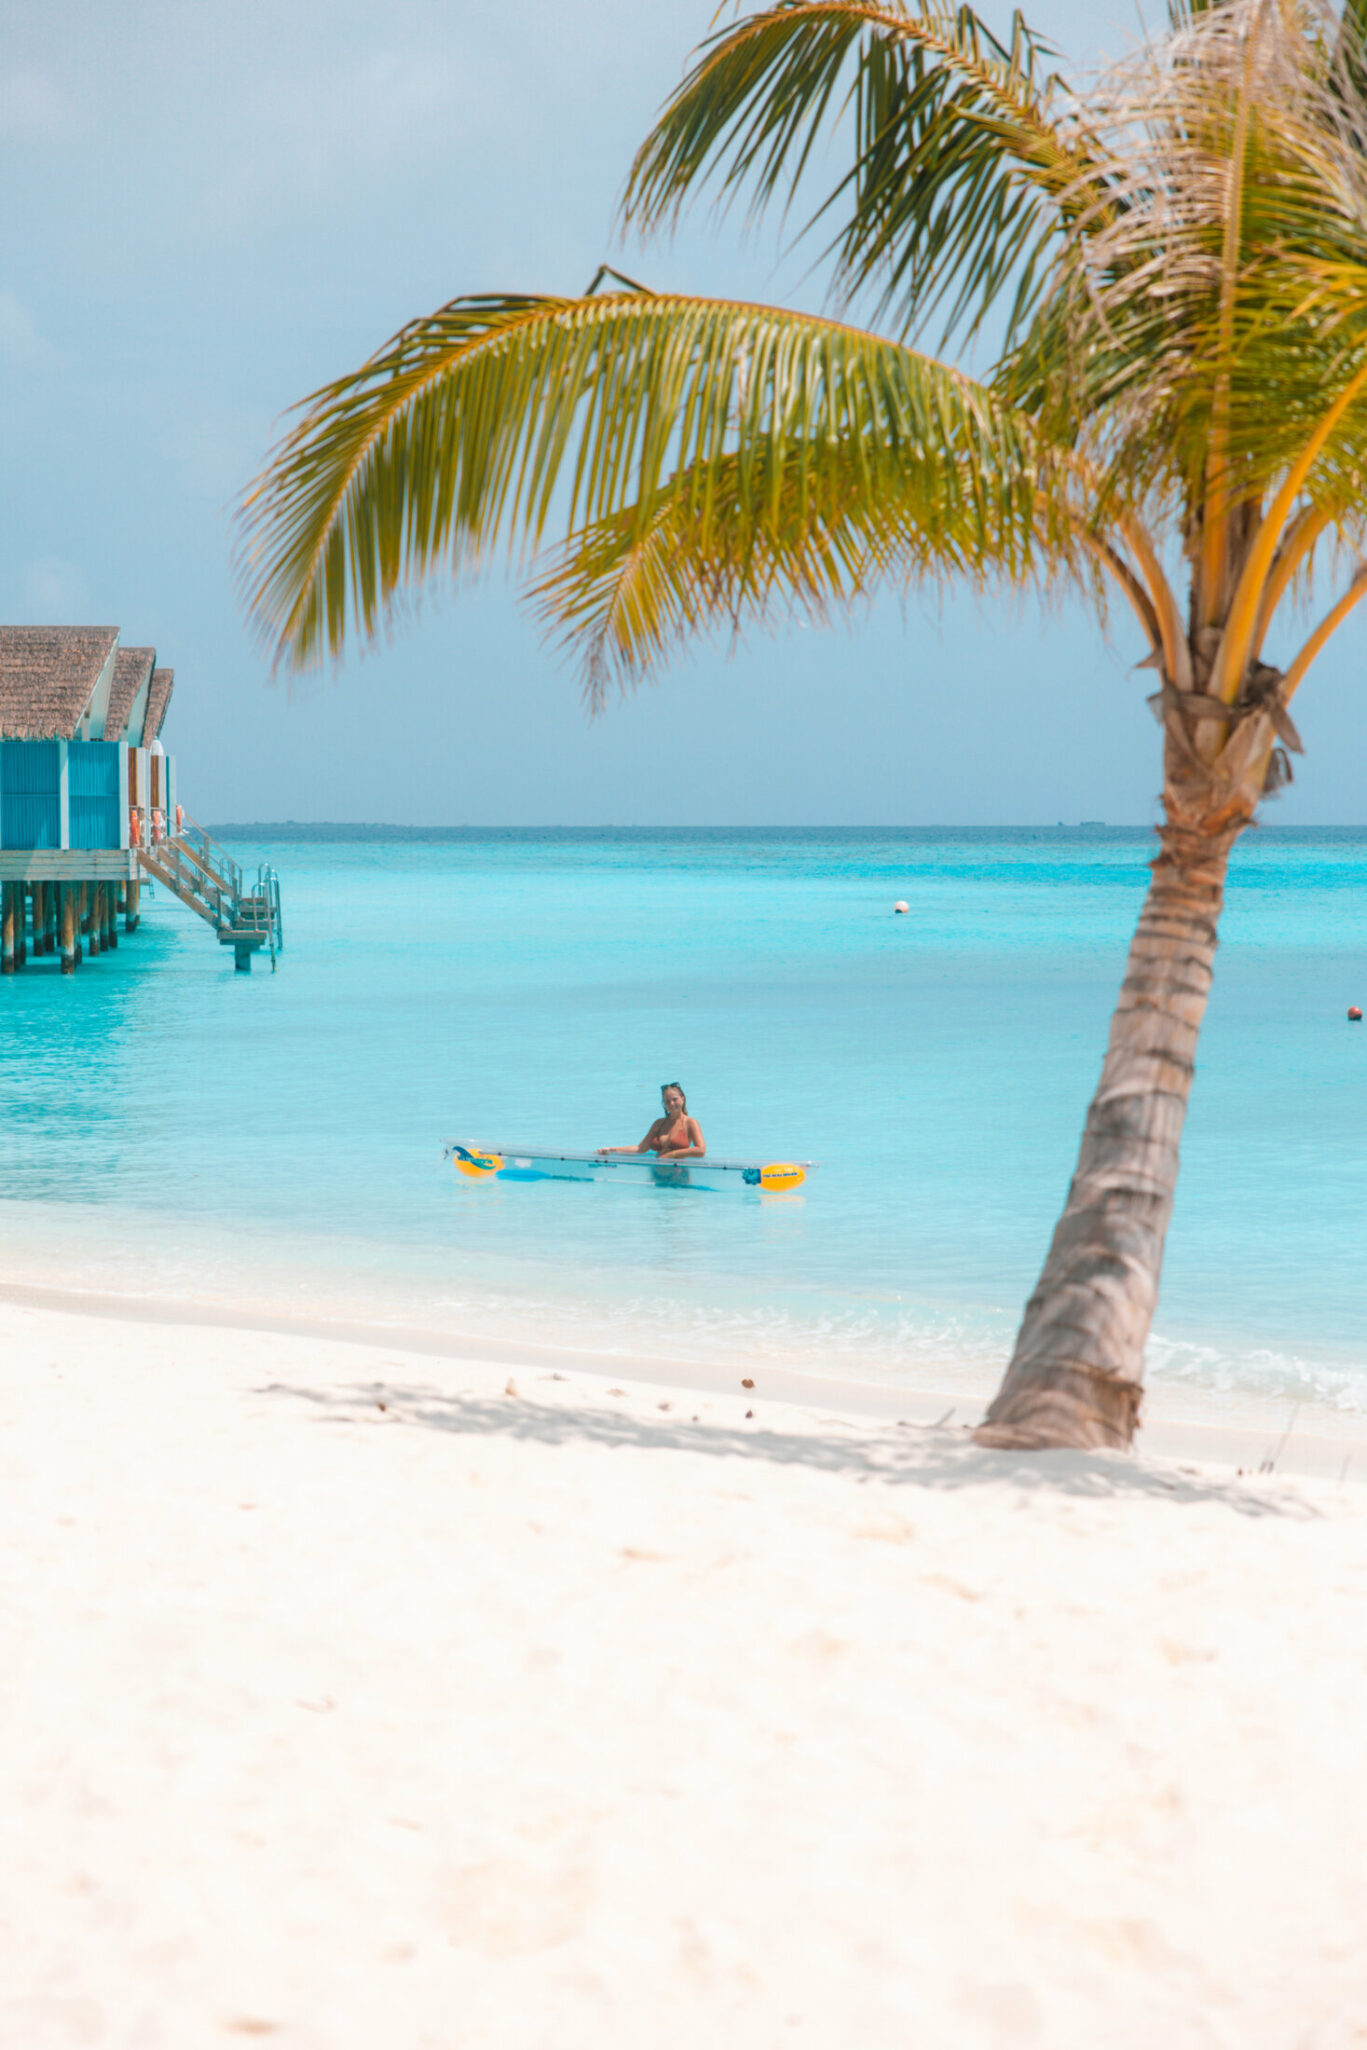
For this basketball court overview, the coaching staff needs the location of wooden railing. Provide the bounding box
[136,814,283,970]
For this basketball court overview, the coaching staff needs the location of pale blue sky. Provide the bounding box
[1,0,1362,824]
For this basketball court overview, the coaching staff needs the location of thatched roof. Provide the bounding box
[0,626,119,740]
[104,646,155,744]
[142,667,174,744]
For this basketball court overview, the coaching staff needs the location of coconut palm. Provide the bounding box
[240,0,1367,1449]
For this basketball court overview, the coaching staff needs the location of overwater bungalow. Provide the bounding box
[0,627,280,974]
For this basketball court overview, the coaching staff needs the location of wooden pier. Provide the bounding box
[0,628,282,975]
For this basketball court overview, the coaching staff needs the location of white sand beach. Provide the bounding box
[4,1293,1367,2049]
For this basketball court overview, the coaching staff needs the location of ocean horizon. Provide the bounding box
[3,824,1364,1414]
[203,821,1367,837]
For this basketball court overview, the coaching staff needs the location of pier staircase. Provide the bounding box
[137,815,283,971]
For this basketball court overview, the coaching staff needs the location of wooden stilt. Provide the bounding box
[125,874,139,933]
[60,884,77,973]
[90,883,104,955]
[46,885,57,954]
[105,886,117,950]
[2,883,14,974]
[80,883,92,937]
[31,882,43,955]
[16,884,26,968]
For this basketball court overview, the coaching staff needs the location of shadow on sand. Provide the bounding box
[257,1377,1317,1521]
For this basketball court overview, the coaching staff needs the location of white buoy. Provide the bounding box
[893,900,909,914]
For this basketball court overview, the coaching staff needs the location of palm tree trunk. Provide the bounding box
[975,814,1244,1451]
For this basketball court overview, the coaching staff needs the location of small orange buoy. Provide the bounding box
[893,900,909,914]
[1350,1006,1363,1022]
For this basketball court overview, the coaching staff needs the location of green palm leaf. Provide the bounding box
[1000,5,1367,552]
[528,433,1055,704]
[621,0,1104,345]
[238,289,1055,674]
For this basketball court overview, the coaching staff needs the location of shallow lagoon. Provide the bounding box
[2,827,1364,1408]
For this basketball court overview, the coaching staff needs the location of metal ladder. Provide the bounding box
[230,864,283,970]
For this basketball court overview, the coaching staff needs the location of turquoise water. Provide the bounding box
[2,828,1365,1408]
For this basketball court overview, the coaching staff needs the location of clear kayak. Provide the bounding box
[445,1142,814,1193]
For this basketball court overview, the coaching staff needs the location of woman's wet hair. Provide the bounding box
[661,1081,686,1108]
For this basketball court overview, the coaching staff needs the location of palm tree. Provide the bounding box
[239,0,1367,1450]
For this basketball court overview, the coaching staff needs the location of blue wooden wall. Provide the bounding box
[0,740,61,849]
[0,740,127,849]
[68,742,121,849]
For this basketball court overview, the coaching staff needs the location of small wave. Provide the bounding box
[2,1193,1364,1414]
[1146,1332,1367,1414]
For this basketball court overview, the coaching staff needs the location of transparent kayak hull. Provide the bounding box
[445,1142,813,1193]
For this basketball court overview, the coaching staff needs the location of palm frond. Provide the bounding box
[527,435,1046,704]
[1336,0,1367,96]
[1001,0,1367,545]
[238,289,1056,672]
[620,1,1107,346]
[238,0,1367,706]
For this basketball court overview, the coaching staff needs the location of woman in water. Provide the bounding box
[600,1082,706,1160]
